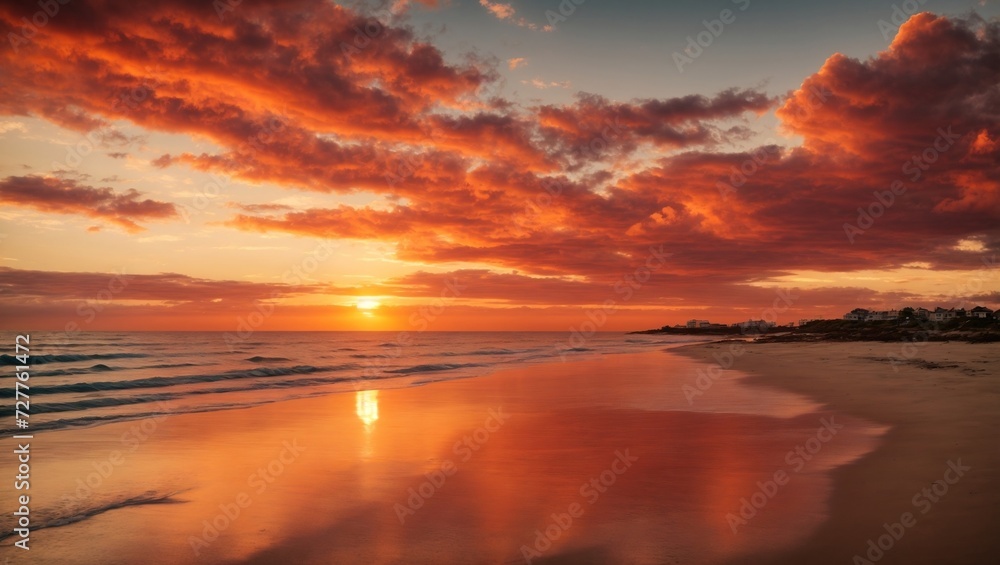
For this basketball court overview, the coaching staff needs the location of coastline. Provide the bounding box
[0,346,884,564]
[674,341,1000,564]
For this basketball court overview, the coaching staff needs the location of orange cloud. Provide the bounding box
[1,5,997,329]
[0,266,949,331]
[479,0,552,32]
[0,175,176,232]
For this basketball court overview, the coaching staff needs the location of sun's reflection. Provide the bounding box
[356,389,379,428]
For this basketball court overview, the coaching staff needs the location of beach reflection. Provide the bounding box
[355,389,379,428]
[7,350,885,565]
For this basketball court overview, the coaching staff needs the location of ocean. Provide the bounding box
[0,331,710,435]
[0,332,893,563]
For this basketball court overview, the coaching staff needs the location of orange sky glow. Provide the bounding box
[0,2,998,331]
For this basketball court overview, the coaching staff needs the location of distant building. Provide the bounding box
[865,309,899,321]
[914,307,930,319]
[844,308,869,321]
[844,308,899,321]
[930,307,957,322]
[970,306,993,319]
[732,319,776,331]
[686,319,711,328]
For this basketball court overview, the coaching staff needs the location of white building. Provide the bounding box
[733,319,776,330]
[844,309,869,321]
[930,308,957,322]
[865,310,899,321]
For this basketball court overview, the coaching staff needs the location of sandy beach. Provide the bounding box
[1,341,996,564]
[675,341,1000,565]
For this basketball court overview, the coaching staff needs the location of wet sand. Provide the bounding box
[675,341,1000,565]
[1,348,886,564]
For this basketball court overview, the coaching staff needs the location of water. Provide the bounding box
[0,331,710,434]
[0,333,888,563]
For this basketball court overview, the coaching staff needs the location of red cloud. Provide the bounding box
[538,89,774,156]
[1,4,997,317]
[0,175,177,232]
[0,267,323,303]
[174,12,997,282]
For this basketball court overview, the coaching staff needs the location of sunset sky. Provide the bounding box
[1,0,998,331]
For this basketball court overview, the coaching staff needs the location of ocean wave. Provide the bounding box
[7,364,359,397]
[15,342,169,349]
[0,353,151,365]
[0,490,188,542]
[384,362,486,375]
[144,362,208,369]
[32,364,119,377]
[0,377,371,433]
[0,331,677,434]
[31,362,208,378]
[436,348,531,357]
[0,374,367,421]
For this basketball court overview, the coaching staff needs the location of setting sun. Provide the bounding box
[356,299,381,311]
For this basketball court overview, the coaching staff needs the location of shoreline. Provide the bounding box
[1,341,995,563]
[1,346,882,564]
[635,317,1000,344]
[674,340,1000,564]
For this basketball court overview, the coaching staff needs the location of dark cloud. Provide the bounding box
[0,175,177,232]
